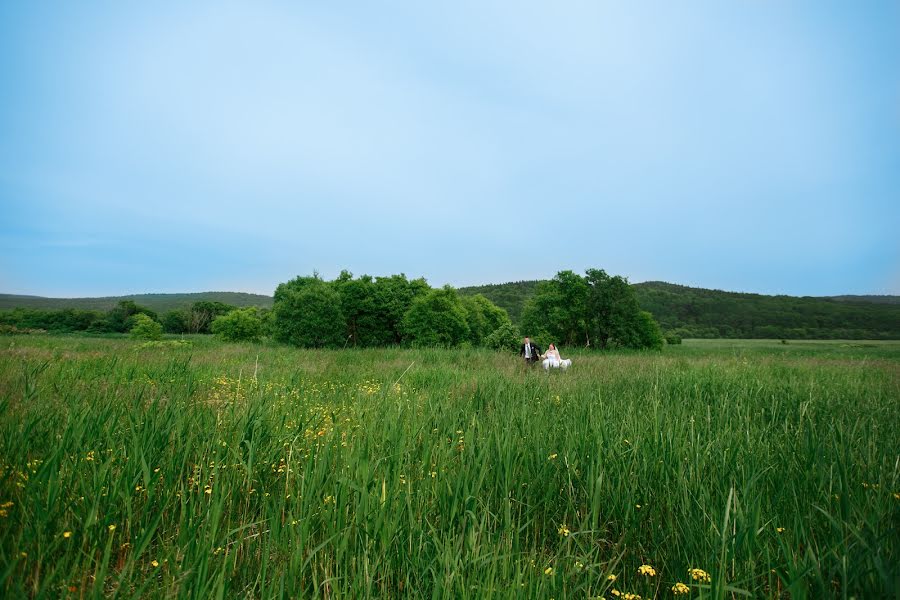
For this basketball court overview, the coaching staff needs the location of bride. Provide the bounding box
[542,344,572,370]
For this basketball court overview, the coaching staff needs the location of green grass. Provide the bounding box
[1,336,897,598]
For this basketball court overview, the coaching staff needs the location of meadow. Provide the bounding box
[0,336,897,598]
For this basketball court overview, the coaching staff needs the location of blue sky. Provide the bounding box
[1,1,898,297]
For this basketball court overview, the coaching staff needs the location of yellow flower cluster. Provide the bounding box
[689,568,711,582]
[672,582,690,595]
[557,524,570,537]
[638,564,656,576]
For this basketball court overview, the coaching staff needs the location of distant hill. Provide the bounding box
[460,280,900,339]
[829,295,900,304]
[0,292,273,314]
[455,281,541,323]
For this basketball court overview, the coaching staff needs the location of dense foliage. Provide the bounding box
[271,273,512,349]
[273,276,346,348]
[2,336,897,597]
[128,313,163,340]
[211,308,264,342]
[521,269,664,350]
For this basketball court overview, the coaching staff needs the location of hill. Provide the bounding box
[0,292,273,314]
[454,281,541,324]
[459,280,900,339]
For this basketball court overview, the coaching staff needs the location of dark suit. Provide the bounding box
[520,342,542,364]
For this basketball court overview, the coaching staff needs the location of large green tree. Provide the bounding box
[371,274,430,345]
[522,268,664,350]
[521,270,590,346]
[272,276,346,348]
[462,294,511,346]
[402,286,470,347]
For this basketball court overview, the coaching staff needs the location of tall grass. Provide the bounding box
[1,336,897,598]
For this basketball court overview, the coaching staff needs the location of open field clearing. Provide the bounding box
[1,336,898,598]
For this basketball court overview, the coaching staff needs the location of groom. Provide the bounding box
[520,336,542,365]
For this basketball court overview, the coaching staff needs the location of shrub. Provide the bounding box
[665,332,682,345]
[211,308,263,342]
[484,323,522,352]
[129,314,163,340]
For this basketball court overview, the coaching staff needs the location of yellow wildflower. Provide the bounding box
[558,524,570,537]
[63,531,72,538]
[776,527,785,533]
[689,568,711,582]
[623,594,642,600]
[607,574,617,581]
[548,453,558,460]
[151,560,159,567]
[638,564,656,576]
[672,582,690,595]
[610,590,621,598]
[544,566,554,576]
[108,524,116,532]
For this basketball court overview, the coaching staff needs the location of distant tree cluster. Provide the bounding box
[0,300,160,334]
[520,269,664,350]
[0,299,273,341]
[271,271,514,348]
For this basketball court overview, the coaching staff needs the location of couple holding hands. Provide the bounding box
[519,336,572,370]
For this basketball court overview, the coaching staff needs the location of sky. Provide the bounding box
[1,1,898,298]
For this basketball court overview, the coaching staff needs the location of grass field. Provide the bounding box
[1,336,897,598]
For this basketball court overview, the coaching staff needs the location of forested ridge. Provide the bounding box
[459,280,900,339]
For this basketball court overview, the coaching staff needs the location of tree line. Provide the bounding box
[1,268,667,350]
[0,300,259,336]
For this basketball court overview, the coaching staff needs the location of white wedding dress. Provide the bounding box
[542,349,572,370]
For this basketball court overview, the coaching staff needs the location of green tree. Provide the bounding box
[333,271,385,347]
[402,286,470,347]
[187,301,235,334]
[272,276,346,348]
[484,322,521,351]
[161,310,189,334]
[521,268,665,350]
[129,313,163,340]
[211,308,263,342]
[462,294,511,346]
[521,270,590,346]
[107,300,157,333]
[371,274,430,345]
